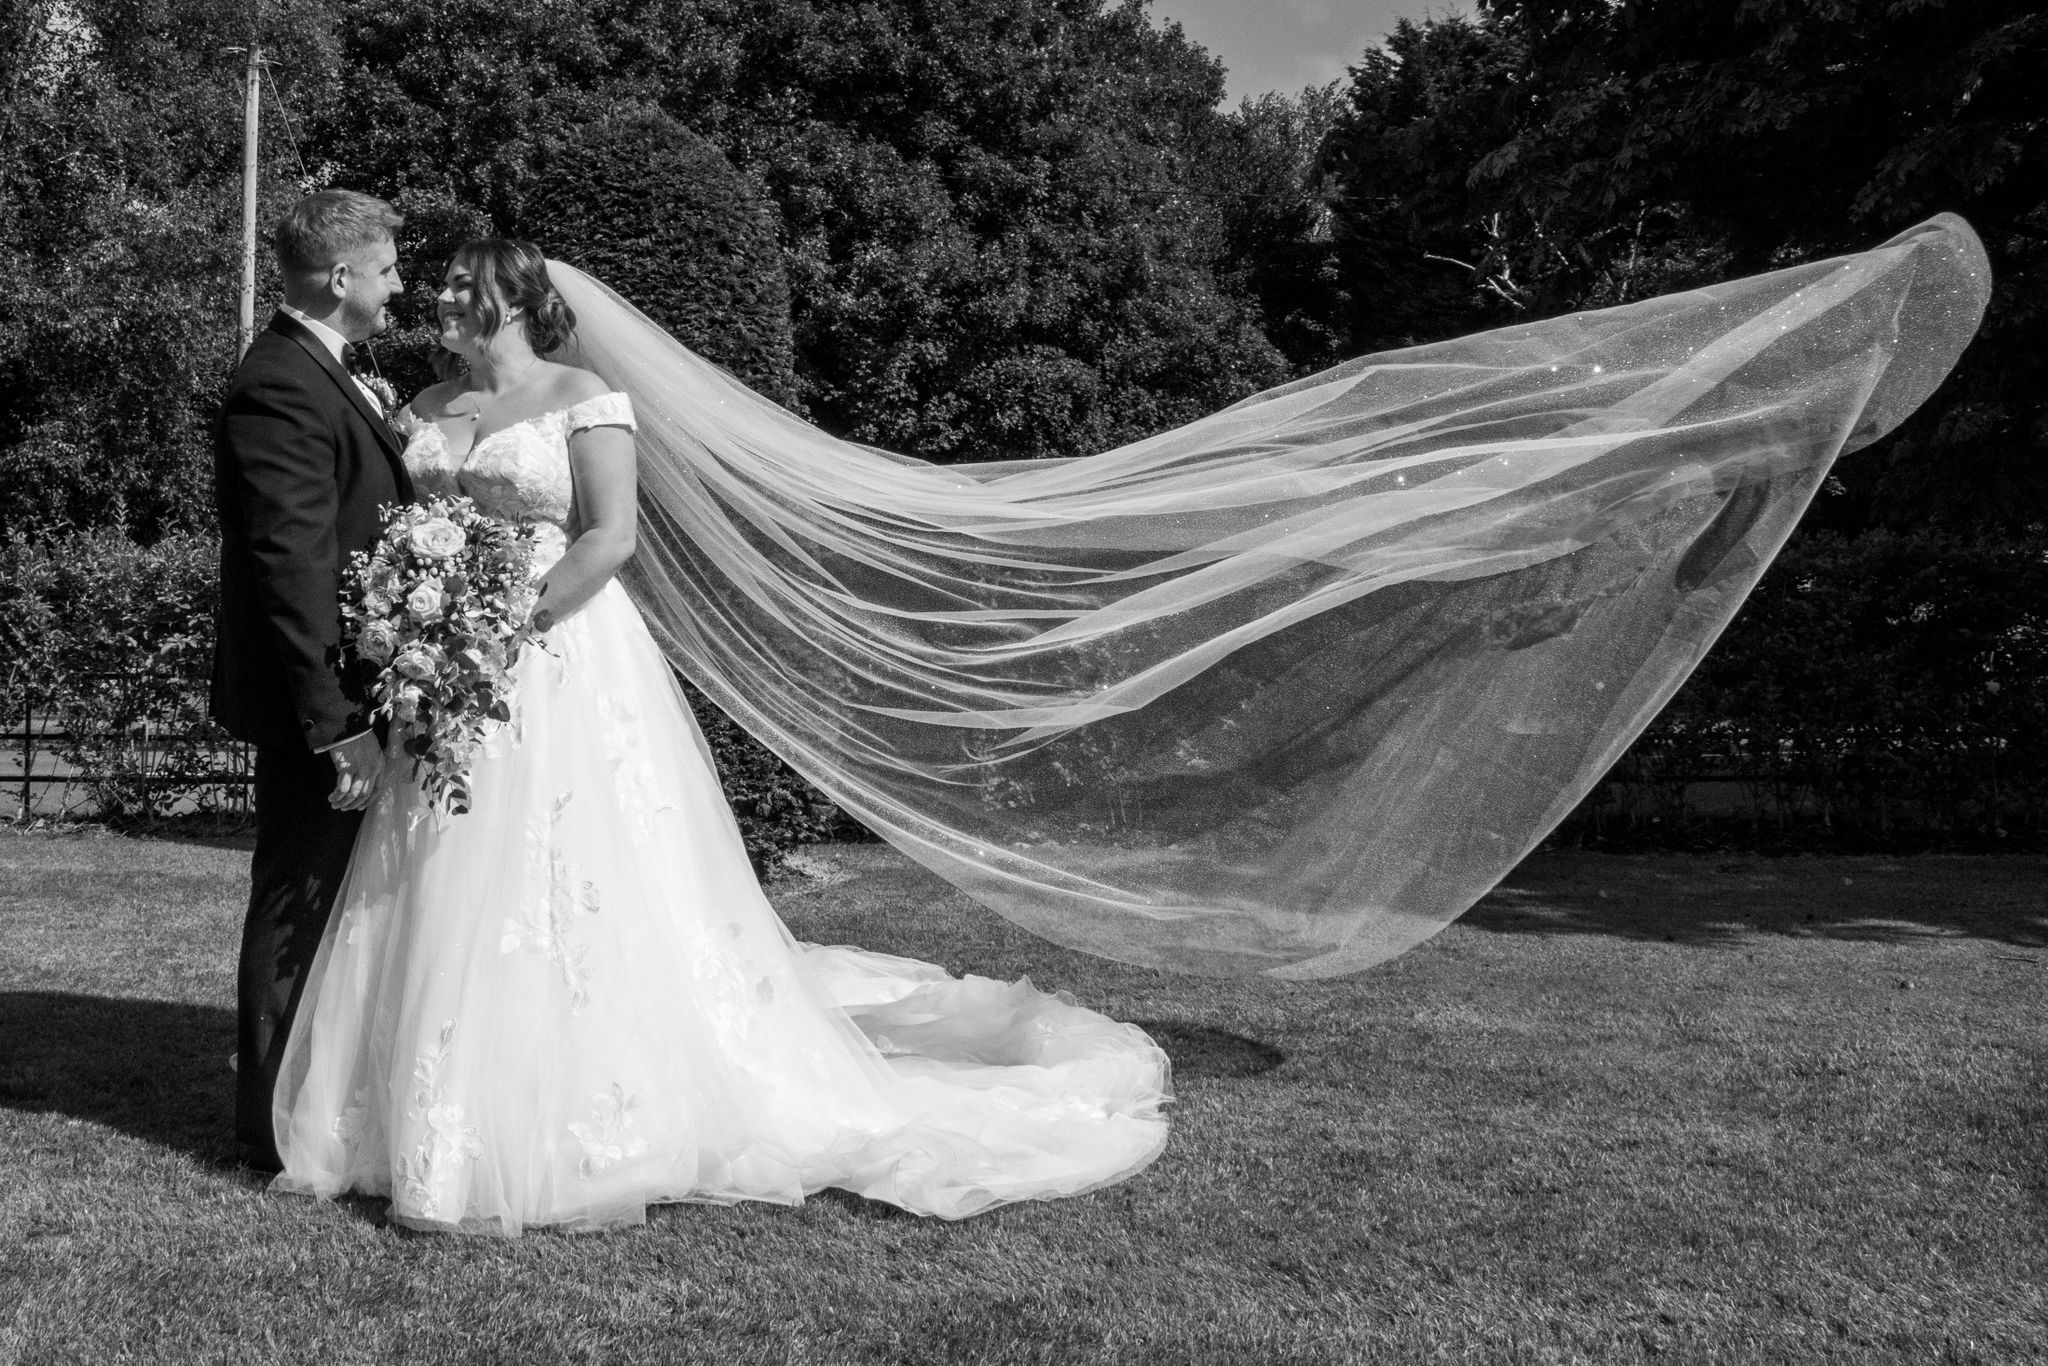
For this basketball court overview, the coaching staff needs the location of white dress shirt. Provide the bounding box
[280,304,387,416]
[279,303,350,362]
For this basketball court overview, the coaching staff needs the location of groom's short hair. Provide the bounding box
[274,190,404,276]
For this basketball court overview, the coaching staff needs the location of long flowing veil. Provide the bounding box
[546,215,1989,979]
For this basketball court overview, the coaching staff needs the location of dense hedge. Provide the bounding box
[522,110,801,407]
[0,532,848,864]
[1561,530,2048,847]
[7,525,2044,849]
[0,530,237,819]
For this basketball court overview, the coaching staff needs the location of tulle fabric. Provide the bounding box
[546,215,1991,978]
[273,570,1170,1234]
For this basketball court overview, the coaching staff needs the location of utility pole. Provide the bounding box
[236,45,262,361]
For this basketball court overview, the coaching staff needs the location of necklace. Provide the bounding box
[465,357,541,426]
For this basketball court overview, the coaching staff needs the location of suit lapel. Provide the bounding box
[269,313,410,479]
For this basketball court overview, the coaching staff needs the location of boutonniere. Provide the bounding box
[359,372,401,420]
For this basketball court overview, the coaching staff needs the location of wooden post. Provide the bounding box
[237,45,262,361]
[17,678,30,818]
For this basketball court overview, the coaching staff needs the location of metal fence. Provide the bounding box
[3,674,253,822]
[2,671,2031,840]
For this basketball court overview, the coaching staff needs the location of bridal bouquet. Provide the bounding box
[344,497,547,817]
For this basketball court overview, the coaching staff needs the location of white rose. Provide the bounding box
[356,619,399,663]
[393,646,439,681]
[405,578,446,619]
[408,518,467,560]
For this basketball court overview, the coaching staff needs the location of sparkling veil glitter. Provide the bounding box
[547,215,1989,978]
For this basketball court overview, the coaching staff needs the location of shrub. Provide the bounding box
[0,530,241,820]
[521,109,801,407]
[12,522,2041,850]
[677,679,864,874]
[0,530,849,861]
[1563,528,2048,846]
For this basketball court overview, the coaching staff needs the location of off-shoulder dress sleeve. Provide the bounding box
[564,391,636,434]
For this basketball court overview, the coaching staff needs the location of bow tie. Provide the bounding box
[341,342,363,373]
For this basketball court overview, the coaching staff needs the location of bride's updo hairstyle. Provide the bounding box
[449,237,577,354]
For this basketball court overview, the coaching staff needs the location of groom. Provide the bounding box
[211,189,415,1171]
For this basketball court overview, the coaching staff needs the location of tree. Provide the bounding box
[313,0,1290,463]
[1207,84,1349,372]
[1318,15,1535,353]
[0,0,342,543]
[694,0,1291,460]
[1322,0,2048,529]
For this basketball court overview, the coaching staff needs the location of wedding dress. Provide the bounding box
[272,393,1173,1234]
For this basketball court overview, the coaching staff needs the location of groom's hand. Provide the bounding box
[326,731,385,811]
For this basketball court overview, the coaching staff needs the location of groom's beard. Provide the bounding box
[340,299,391,342]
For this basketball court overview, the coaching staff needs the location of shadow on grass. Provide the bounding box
[119,813,257,853]
[1132,1021,1285,1079]
[1461,856,2048,951]
[13,814,259,853]
[0,991,237,1165]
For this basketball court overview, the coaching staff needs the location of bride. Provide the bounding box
[271,240,1173,1233]
[275,215,1987,1233]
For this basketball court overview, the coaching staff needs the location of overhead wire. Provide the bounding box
[258,55,313,187]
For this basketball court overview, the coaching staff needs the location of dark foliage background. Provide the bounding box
[1319,0,2047,535]
[521,109,800,404]
[1559,530,2048,847]
[1,0,2041,851]
[0,530,239,820]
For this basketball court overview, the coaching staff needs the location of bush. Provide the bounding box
[0,530,240,820]
[677,679,865,874]
[1562,528,2048,847]
[0,530,847,861]
[0,196,237,546]
[12,522,2039,850]
[522,109,801,407]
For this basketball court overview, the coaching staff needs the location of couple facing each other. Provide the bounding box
[212,188,1172,1234]
[212,185,1986,1234]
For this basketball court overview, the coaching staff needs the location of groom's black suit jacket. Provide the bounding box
[211,312,416,751]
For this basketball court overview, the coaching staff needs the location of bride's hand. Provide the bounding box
[527,597,557,638]
[508,586,555,662]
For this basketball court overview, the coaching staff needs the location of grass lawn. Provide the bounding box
[1,828,2043,1364]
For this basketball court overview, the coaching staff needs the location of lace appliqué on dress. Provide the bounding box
[398,391,634,527]
[568,1084,650,1179]
[598,694,675,844]
[671,919,787,1047]
[399,1020,481,1221]
[563,391,635,436]
[501,791,601,1010]
[332,1086,371,1152]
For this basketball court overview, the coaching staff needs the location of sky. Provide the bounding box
[1147,0,1473,104]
